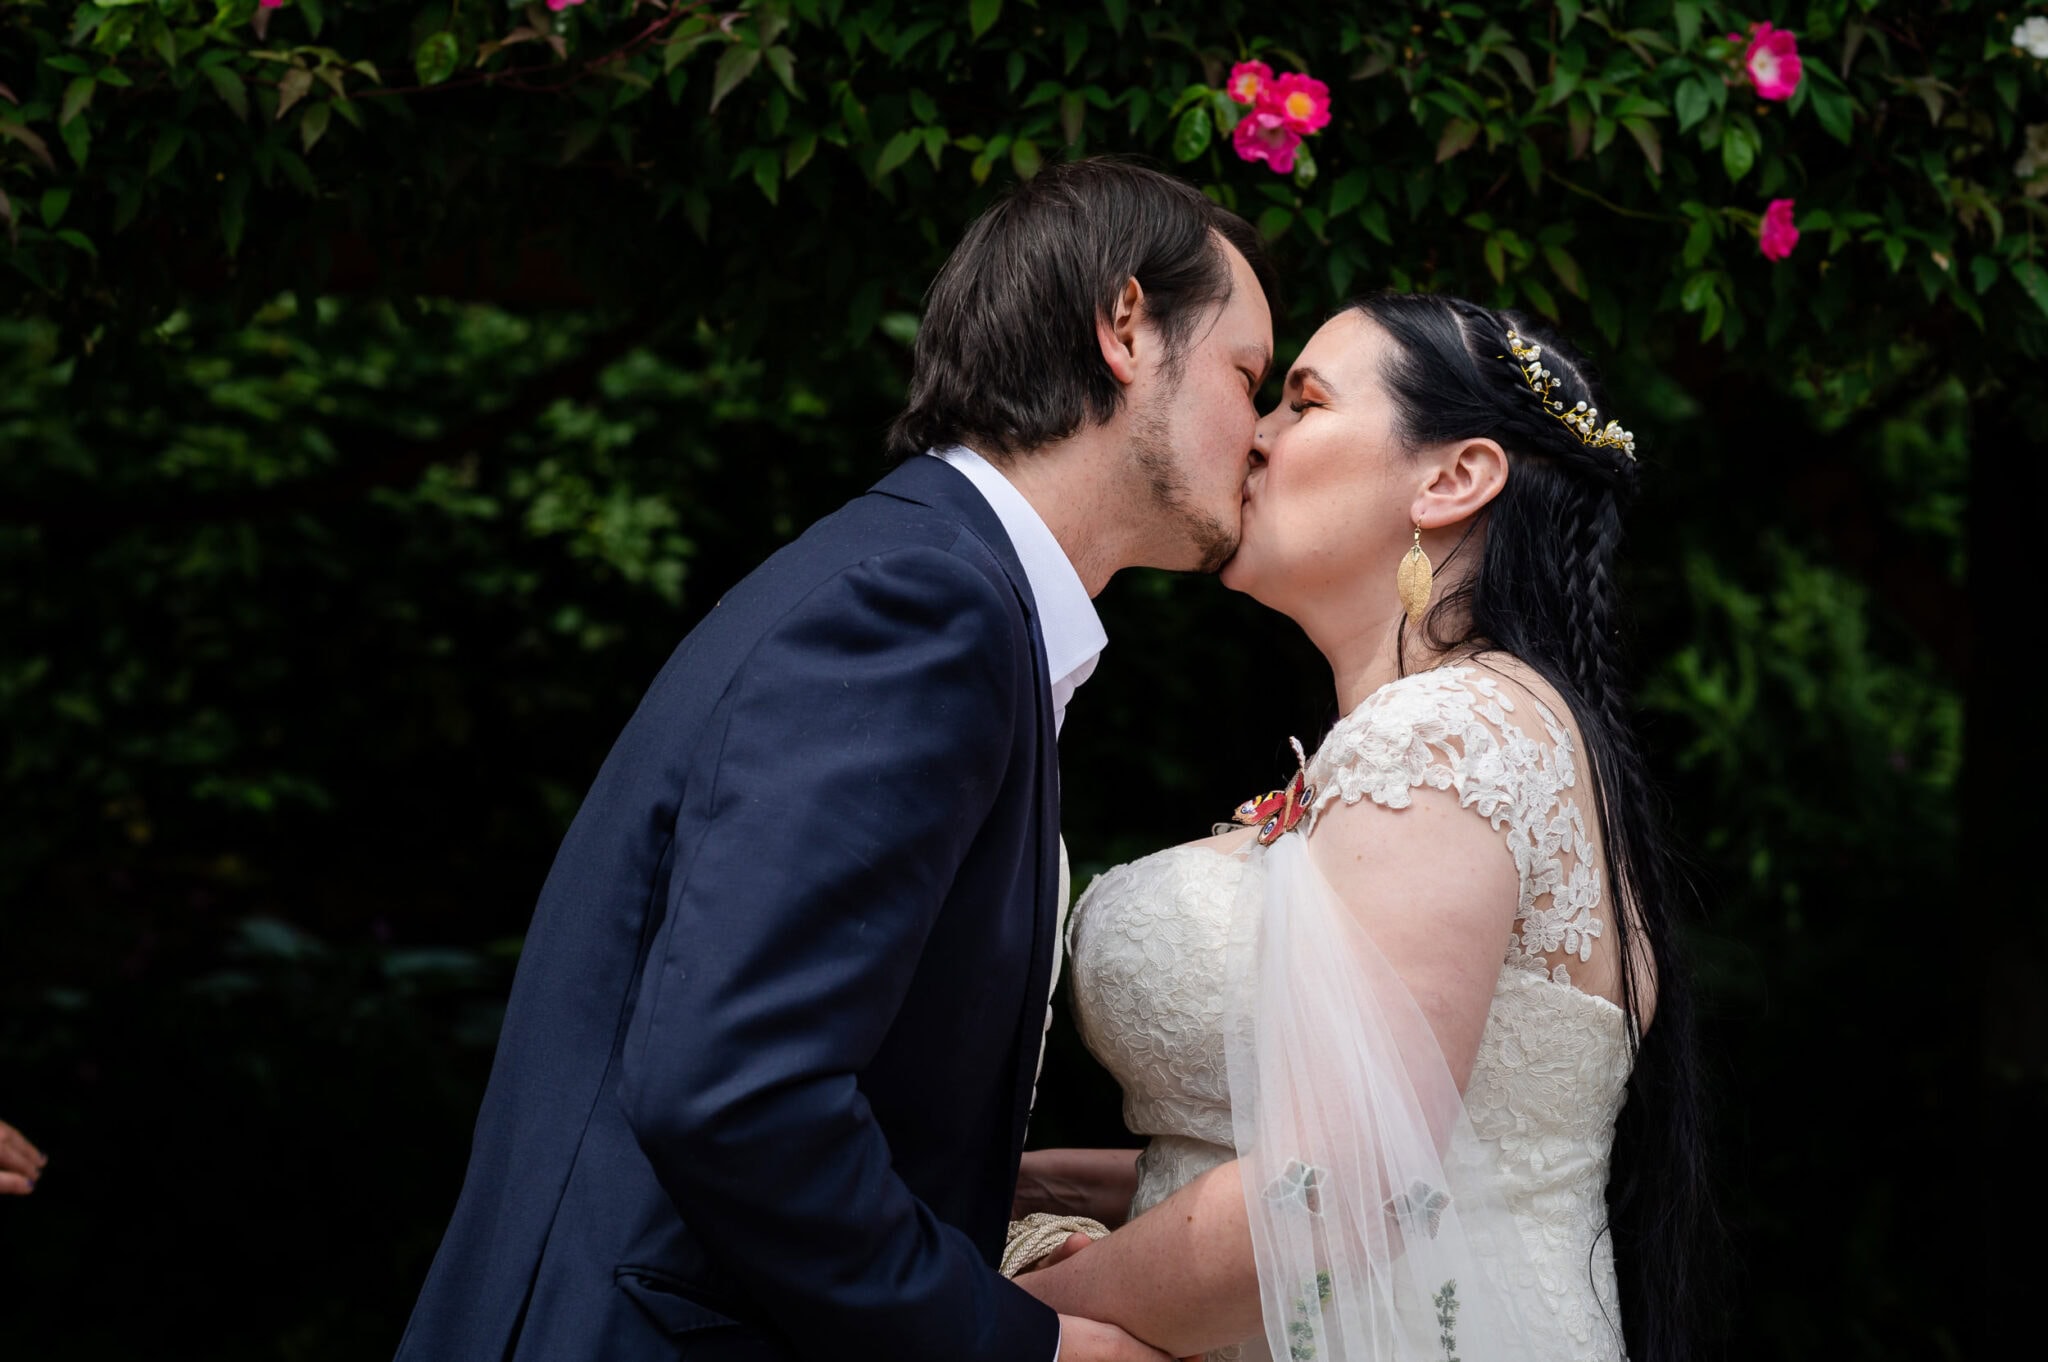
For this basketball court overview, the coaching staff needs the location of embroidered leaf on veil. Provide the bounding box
[1386,1179,1454,1240]
[1260,1158,1326,1216]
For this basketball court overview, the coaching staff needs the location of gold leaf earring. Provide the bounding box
[1396,525,1433,626]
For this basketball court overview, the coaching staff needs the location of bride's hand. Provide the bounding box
[1013,1147,1142,1224]
[1019,1231,1093,1273]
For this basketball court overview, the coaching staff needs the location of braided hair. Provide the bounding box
[1346,292,1715,1362]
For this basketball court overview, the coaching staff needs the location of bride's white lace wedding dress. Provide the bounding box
[1068,665,1635,1360]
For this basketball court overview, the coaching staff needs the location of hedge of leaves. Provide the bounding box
[2,0,2045,376]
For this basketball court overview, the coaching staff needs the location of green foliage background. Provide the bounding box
[1,0,2026,1356]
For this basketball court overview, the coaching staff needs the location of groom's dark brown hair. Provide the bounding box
[887,157,1274,461]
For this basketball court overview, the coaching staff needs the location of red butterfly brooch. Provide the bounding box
[1230,738,1316,845]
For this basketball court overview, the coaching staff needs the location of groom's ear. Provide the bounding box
[1414,437,1509,526]
[1096,277,1145,386]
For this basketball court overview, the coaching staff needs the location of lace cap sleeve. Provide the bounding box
[1302,665,1606,984]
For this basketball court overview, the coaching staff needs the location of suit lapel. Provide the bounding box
[869,456,1063,1161]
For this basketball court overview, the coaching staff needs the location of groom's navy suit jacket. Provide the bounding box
[395,457,1063,1362]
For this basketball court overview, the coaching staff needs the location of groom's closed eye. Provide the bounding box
[1234,345,1273,395]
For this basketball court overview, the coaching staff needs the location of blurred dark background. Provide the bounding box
[2,1,2028,1358]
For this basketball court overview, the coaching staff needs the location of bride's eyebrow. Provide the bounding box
[1287,365,1338,397]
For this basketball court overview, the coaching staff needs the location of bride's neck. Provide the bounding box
[1308,605,1471,716]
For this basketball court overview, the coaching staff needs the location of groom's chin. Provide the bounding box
[1184,515,1240,576]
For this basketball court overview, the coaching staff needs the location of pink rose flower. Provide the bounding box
[1232,109,1303,174]
[1265,73,1332,135]
[259,0,282,8]
[1740,22,1802,101]
[1227,61,1273,106]
[547,0,586,11]
[1759,198,1799,260]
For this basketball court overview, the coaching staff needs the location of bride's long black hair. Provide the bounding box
[1348,292,1716,1362]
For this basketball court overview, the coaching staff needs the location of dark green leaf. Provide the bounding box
[206,65,249,121]
[413,32,460,88]
[220,176,247,257]
[1811,86,1855,144]
[1675,78,1710,134]
[764,45,799,96]
[709,45,761,113]
[1436,117,1479,162]
[1495,45,1535,92]
[785,128,818,179]
[874,129,920,178]
[60,76,95,128]
[1171,105,1211,162]
[277,67,314,120]
[146,123,184,177]
[59,116,88,169]
[1722,125,1755,181]
[1060,90,1086,147]
[970,0,1002,41]
[1,120,56,170]
[1674,2,1701,49]
[299,101,332,153]
[1011,136,1043,180]
[1256,205,1293,241]
[1544,244,1584,297]
[1328,248,1355,298]
[1328,170,1369,220]
[1682,215,1714,268]
[40,187,69,228]
[1624,118,1662,175]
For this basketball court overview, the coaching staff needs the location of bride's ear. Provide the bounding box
[1096,277,1145,386]
[1413,437,1509,527]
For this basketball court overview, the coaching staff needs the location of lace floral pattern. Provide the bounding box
[1068,845,1242,1150]
[1305,666,1604,987]
[1067,665,1636,1362]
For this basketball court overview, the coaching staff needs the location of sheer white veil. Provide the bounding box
[1225,830,1557,1361]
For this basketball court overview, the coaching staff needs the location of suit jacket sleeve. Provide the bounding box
[617,543,1060,1362]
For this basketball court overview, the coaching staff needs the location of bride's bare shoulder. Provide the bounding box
[1174,824,1260,856]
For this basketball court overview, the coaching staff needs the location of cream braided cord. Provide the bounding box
[999,1212,1111,1278]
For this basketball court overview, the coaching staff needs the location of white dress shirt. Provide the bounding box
[928,446,1106,737]
[929,447,1102,1352]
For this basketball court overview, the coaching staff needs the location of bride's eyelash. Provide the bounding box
[1289,400,1326,414]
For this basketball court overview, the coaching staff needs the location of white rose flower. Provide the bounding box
[2016,15,2048,60]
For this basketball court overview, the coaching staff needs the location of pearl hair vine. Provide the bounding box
[1502,329,1637,462]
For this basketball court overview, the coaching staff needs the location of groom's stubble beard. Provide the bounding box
[1127,366,1240,575]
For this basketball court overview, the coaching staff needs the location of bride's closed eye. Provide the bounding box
[1288,399,1326,414]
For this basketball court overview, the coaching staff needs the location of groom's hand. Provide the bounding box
[1056,1316,1176,1362]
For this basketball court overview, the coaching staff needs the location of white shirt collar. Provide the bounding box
[928,446,1106,736]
